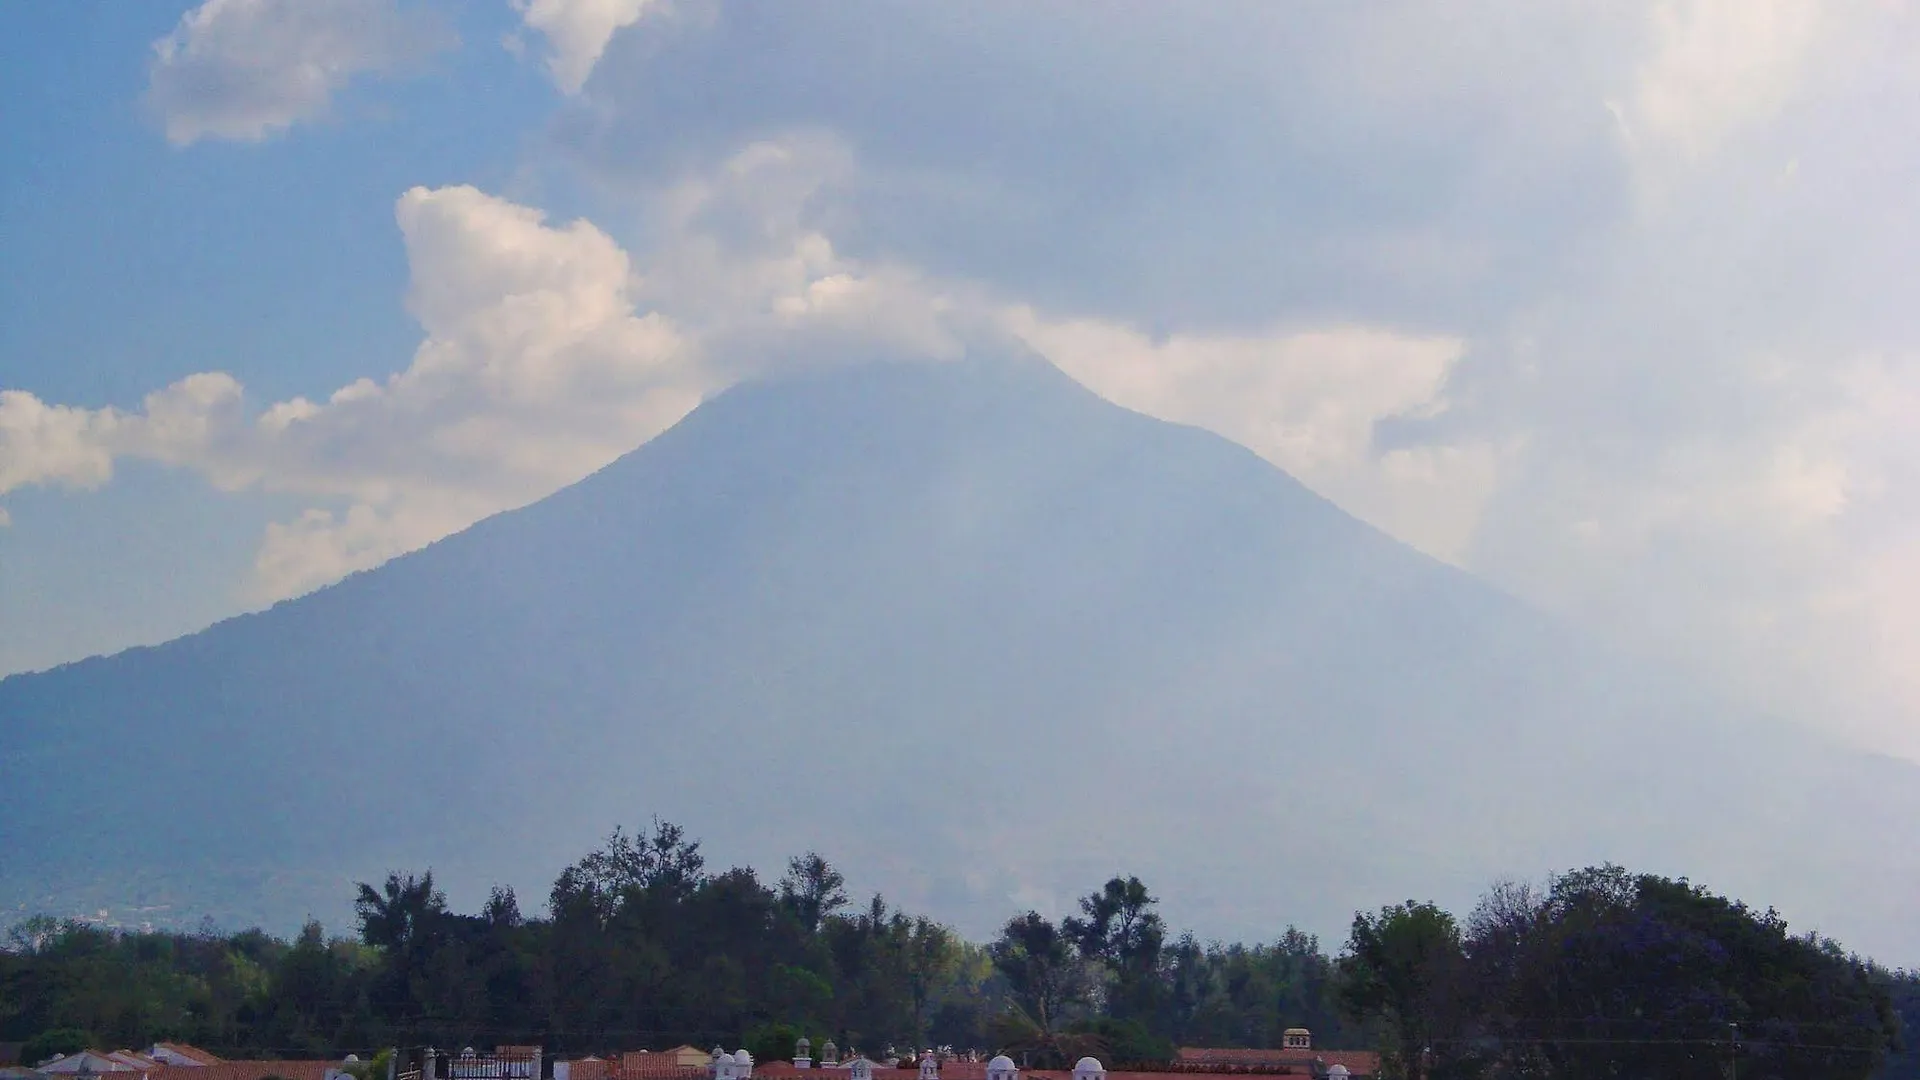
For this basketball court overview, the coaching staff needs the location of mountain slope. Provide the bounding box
[4,353,1916,960]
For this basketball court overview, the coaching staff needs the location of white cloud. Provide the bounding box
[240,184,712,591]
[512,0,661,94]
[0,391,121,494]
[0,374,251,497]
[1006,310,1498,564]
[1,186,702,597]
[250,495,495,601]
[3,130,1460,616]
[147,0,451,145]
[0,141,983,601]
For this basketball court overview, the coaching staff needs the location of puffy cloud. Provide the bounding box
[0,392,121,494]
[147,0,451,145]
[233,184,711,590]
[5,128,1458,615]
[1,186,702,596]
[512,0,661,93]
[0,375,246,497]
[0,142,983,601]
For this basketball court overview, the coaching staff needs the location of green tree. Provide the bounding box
[1064,877,1164,1023]
[1464,866,1896,1080]
[780,853,849,935]
[354,871,445,955]
[903,917,960,1045]
[1065,1016,1172,1065]
[990,911,1097,1062]
[22,1029,95,1067]
[1339,901,1464,1080]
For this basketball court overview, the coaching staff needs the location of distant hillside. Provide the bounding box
[4,352,1917,961]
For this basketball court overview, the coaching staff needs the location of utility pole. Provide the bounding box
[1727,1023,1739,1080]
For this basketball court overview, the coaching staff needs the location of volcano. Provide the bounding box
[4,353,1916,960]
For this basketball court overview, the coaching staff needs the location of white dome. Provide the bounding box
[1327,1068,1349,1079]
[1074,1060,1104,1074]
[733,1052,753,1065]
[986,1057,1017,1072]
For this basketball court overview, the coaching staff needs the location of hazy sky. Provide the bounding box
[3,0,1918,760]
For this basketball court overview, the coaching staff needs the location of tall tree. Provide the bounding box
[780,853,849,934]
[1339,901,1464,1080]
[991,911,1088,1039]
[354,871,445,955]
[904,917,960,1045]
[1064,876,1165,1021]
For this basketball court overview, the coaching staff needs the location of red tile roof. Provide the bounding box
[886,1064,973,1080]
[1173,1050,1379,1076]
[755,1065,906,1077]
[1021,1060,1336,1076]
[151,1060,338,1080]
[563,1057,703,1080]
[592,1054,1379,1080]
[755,1061,1378,1080]
[617,1056,704,1079]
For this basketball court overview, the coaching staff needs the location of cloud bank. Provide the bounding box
[0,137,1462,612]
[546,0,1920,753]
[147,0,451,145]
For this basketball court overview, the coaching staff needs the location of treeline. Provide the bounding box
[1341,867,1913,1080]
[1,822,1915,1080]
[0,823,1356,1064]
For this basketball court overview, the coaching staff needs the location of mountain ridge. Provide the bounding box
[5,353,1917,962]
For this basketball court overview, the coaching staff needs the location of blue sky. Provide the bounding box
[1,0,553,665]
[3,0,1919,763]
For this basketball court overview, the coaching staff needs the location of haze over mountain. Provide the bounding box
[4,353,1916,961]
